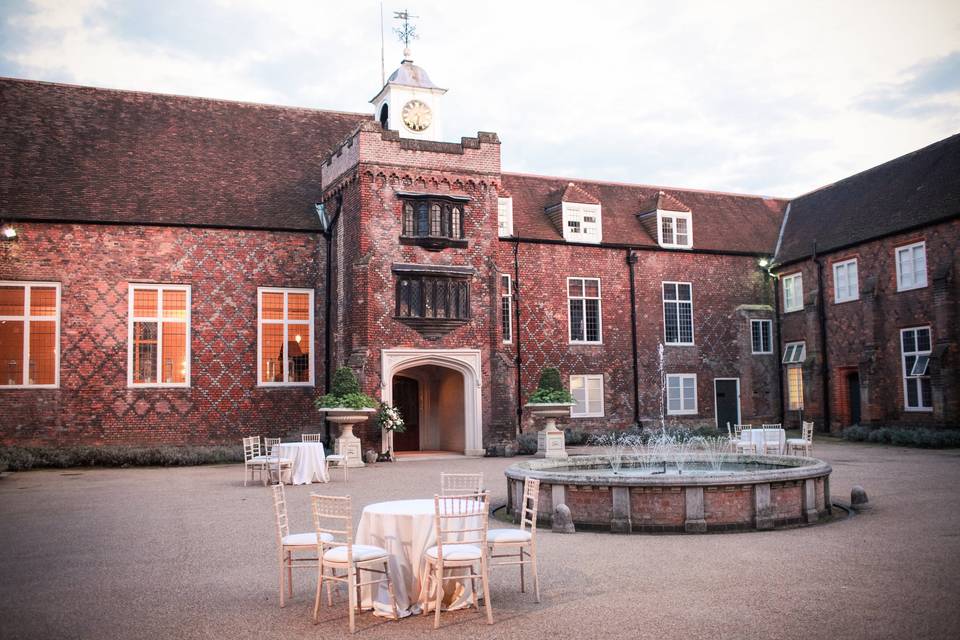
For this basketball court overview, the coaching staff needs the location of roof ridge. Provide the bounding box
[791,131,960,200]
[502,170,787,202]
[0,75,372,119]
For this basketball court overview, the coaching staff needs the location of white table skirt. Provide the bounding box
[740,429,785,455]
[355,498,484,618]
[272,442,328,485]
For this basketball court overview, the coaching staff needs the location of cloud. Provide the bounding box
[2,0,959,197]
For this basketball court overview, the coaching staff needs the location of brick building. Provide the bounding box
[1,56,957,451]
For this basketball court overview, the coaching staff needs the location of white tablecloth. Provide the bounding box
[272,442,328,485]
[355,498,484,617]
[741,429,785,455]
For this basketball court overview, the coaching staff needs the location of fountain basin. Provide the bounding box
[505,453,832,533]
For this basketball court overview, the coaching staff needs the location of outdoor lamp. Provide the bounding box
[758,257,770,268]
[1,224,16,240]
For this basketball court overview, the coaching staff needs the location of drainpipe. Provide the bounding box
[626,249,641,427]
[773,274,785,424]
[513,239,523,437]
[323,194,344,443]
[813,242,831,433]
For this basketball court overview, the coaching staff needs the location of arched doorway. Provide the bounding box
[381,349,484,456]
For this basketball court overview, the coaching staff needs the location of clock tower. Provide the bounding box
[370,47,447,141]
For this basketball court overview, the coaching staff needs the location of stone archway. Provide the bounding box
[381,349,484,456]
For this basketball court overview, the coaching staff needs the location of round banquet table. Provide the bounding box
[740,428,785,455]
[355,498,484,618]
[272,442,328,485]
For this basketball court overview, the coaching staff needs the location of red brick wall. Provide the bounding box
[703,485,754,525]
[776,219,959,431]
[770,482,803,522]
[0,223,327,445]
[629,486,685,527]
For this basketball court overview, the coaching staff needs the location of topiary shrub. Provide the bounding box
[840,425,960,448]
[527,366,575,404]
[315,367,378,410]
[0,445,244,471]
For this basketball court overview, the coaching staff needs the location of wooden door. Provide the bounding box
[391,377,420,451]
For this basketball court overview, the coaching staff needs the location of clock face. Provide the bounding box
[401,99,432,132]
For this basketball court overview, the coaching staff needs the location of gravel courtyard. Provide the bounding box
[1,438,959,640]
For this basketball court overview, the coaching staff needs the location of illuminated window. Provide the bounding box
[570,374,604,417]
[258,288,314,386]
[0,281,60,387]
[128,284,190,387]
[567,277,601,343]
[787,366,804,410]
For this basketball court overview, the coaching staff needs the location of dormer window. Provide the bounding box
[398,193,469,251]
[562,203,602,244]
[658,211,692,249]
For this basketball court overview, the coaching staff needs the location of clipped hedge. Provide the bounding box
[0,445,244,472]
[840,426,960,449]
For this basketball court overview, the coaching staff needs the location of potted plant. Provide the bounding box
[524,367,576,459]
[315,367,378,468]
[376,402,406,460]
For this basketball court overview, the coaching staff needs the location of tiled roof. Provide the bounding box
[776,133,960,264]
[0,77,369,231]
[637,190,691,214]
[545,182,602,208]
[503,173,787,253]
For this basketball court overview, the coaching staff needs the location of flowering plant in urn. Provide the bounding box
[525,367,575,459]
[315,367,377,468]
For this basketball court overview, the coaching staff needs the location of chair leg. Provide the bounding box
[348,565,357,634]
[287,551,294,597]
[433,563,444,629]
[279,550,286,608]
[531,544,541,603]
[470,576,479,610]
[519,548,525,593]
[313,563,323,623]
[384,560,400,620]
[480,557,494,625]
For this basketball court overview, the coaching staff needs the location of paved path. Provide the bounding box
[1,439,959,639]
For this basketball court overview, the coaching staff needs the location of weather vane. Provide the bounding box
[393,9,419,49]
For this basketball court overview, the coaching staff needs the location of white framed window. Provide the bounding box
[497,197,514,237]
[901,326,932,411]
[666,373,697,415]
[501,274,512,343]
[751,319,772,354]
[782,341,806,364]
[570,374,604,417]
[0,281,60,388]
[895,241,927,292]
[657,211,693,249]
[258,287,314,386]
[782,272,803,312]
[128,284,191,387]
[832,258,859,303]
[562,203,602,243]
[786,366,804,410]
[567,277,602,343]
[662,282,694,345]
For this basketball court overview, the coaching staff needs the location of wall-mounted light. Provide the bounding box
[758,257,770,268]
[1,224,17,240]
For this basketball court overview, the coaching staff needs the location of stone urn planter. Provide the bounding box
[525,402,575,459]
[317,407,376,468]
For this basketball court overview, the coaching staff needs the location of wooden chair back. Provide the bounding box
[243,436,262,461]
[733,423,751,439]
[432,492,489,562]
[441,472,484,495]
[302,433,322,443]
[802,421,815,443]
[519,477,540,534]
[271,483,290,544]
[762,425,781,443]
[310,494,353,562]
[263,437,281,454]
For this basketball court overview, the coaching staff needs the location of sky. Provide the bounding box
[1,0,958,197]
